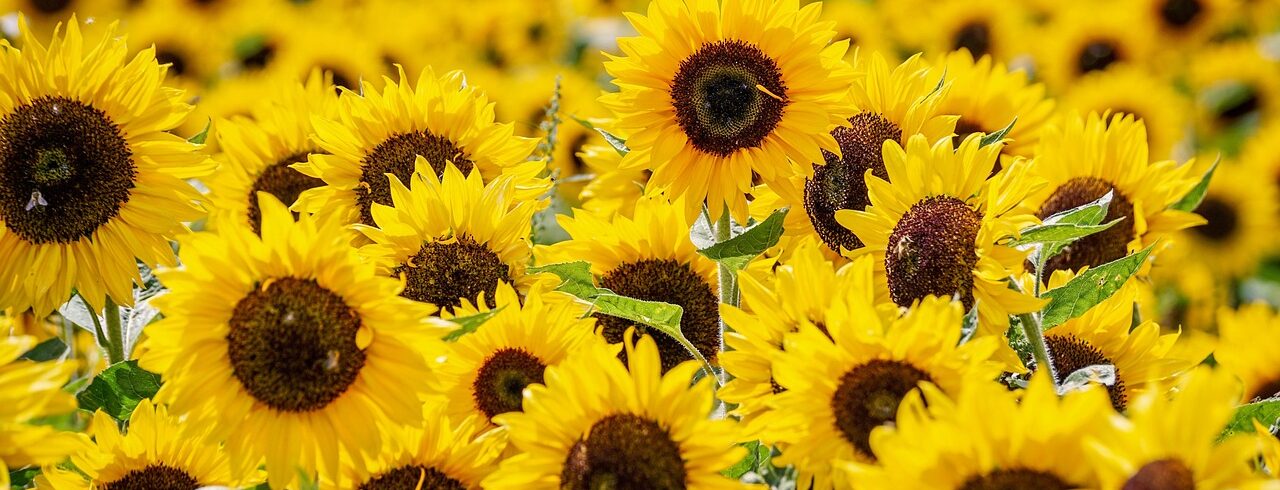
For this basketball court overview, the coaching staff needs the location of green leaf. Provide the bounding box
[442,307,506,342]
[1017,191,1117,276]
[696,208,786,271]
[20,337,68,362]
[722,441,770,479]
[572,115,630,156]
[959,302,979,345]
[1221,398,1280,439]
[1040,245,1154,329]
[187,119,211,145]
[1010,220,1119,247]
[233,33,268,61]
[8,466,40,488]
[527,261,603,299]
[75,360,162,421]
[591,294,684,334]
[1041,190,1113,227]
[979,116,1017,148]
[1172,158,1219,212]
[1057,364,1116,395]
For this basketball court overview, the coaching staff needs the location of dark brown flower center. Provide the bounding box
[227,277,366,412]
[596,259,720,373]
[0,96,135,244]
[246,151,325,234]
[670,39,788,157]
[319,65,355,91]
[1122,458,1195,490]
[357,130,473,226]
[1078,40,1121,75]
[102,464,200,490]
[803,112,902,254]
[1044,333,1127,410]
[953,22,991,58]
[1217,85,1261,125]
[567,131,592,174]
[831,359,933,460]
[561,414,687,490]
[472,347,546,419]
[885,196,982,310]
[1250,377,1280,401]
[1190,196,1237,242]
[1036,177,1137,274]
[30,0,71,14]
[241,41,277,71]
[960,469,1074,490]
[393,235,510,314]
[1159,0,1203,28]
[155,49,190,78]
[358,464,467,490]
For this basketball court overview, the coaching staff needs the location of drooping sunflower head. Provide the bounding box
[485,332,748,489]
[603,0,858,222]
[339,407,506,489]
[292,66,545,230]
[1084,366,1262,490]
[837,133,1044,339]
[1037,270,1190,412]
[0,17,213,315]
[356,160,539,315]
[720,241,883,438]
[769,295,1003,489]
[1036,5,1156,90]
[1215,302,1280,402]
[1028,112,1204,276]
[40,399,259,490]
[208,69,338,234]
[1060,65,1193,160]
[442,281,605,426]
[845,372,1114,489]
[0,334,80,474]
[138,194,447,487]
[540,195,720,373]
[795,52,957,255]
[931,50,1054,158]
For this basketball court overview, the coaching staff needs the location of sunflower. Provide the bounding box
[1127,0,1242,47]
[1189,42,1280,141]
[0,18,212,316]
[1216,303,1280,402]
[602,0,858,222]
[768,296,1003,489]
[1162,160,1277,280]
[355,161,540,315]
[440,281,606,427]
[337,407,506,489]
[484,332,749,489]
[577,142,648,218]
[930,50,1054,158]
[137,194,447,487]
[121,1,229,136]
[1024,112,1203,276]
[751,52,956,258]
[719,239,884,441]
[1059,65,1193,160]
[292,66,546,229]
[263,11,388,92]
[0,335,80,477]
[905,0,1032,62]
[1037,271,1189,412]
[1085,367,1263,489]
[538,195,721,373]
[206,70,338,234]
[844,373,1114,489]
[1035,5,1156,91]
[836,134,1044,339]
[820,0,895,63]
[40,399,259,489]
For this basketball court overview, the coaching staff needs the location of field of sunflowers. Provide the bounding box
[5,0,1280,488]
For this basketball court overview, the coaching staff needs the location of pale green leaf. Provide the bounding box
[1173,158,1219,212]
[187,119,211,145]
[1040,245,1154,329]
[1009,220,1121,247]
[1221,398,1280,439]
[442,307,506,342]
[527,261,603,299]
[697,208,786,271]
[1057,364,1116,395]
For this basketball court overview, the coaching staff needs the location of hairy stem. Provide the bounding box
[103,297,125,364]
[714,209,739,307]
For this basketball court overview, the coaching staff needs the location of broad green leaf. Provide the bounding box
[697,208,787,271]
[1009,220,1120,247]
[1020,191,1117,274]
[1173,158,1219,212]
[527,261,603,299]
[20,337,68,362]
[1221,399,1280,439]
[979,117,1017,148]
[9,467,40,487]
[592,294,685,334]
[1057,364,1116,395]
[75,360,162,421]
[1041,190,1113,227]
[722,441,770,479]
[1040,245,1154,329]
[187,119,211,145]
[442,307,506,342]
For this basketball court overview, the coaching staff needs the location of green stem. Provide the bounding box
[103,297,125,364]
[1010,280,1057,386]
[714,209,739,307]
